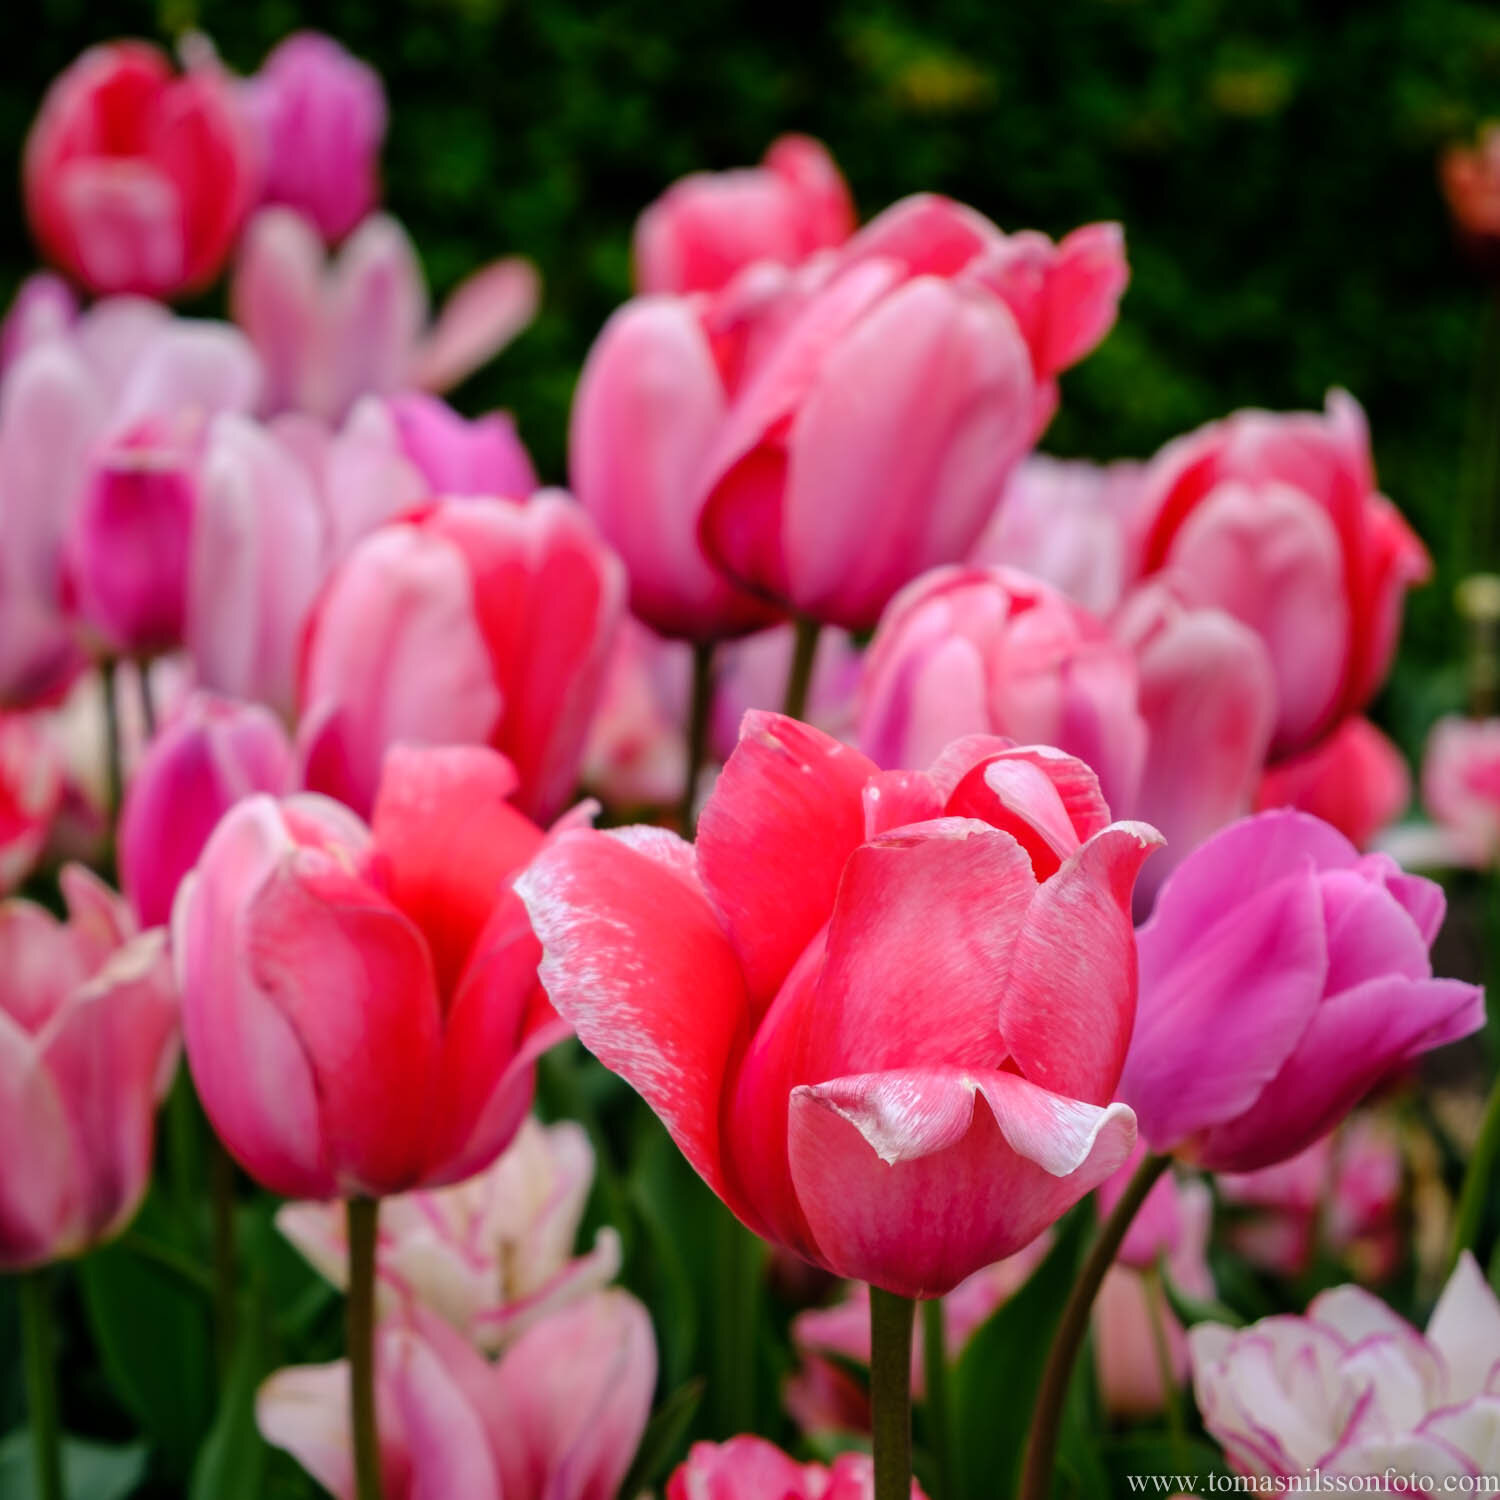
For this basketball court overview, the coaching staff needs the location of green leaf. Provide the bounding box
[0,1428,146,1500]
[189,1289,268,1500]
[1158,1260,1246,1331]
[1101,1433,1233,1490]
[618,1377,704,1499]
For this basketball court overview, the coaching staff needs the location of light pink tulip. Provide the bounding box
[299,495,624,824]
[669,1437,927,1500]
[0,865,178,1269]
[276,1115,621,1352]
[118,692,294,928]
[0,274,77,375]
[858,565,1146,815]
[387,391,537,498]
[258,1292,656,1500]
[232,207,539,419]
[0,712,63,894]
[247,33,387,245]
[1405,714,1500,868]
[1256,716,1410,851]
[634,134,855,295]
[24,42,258,298]
[1132,393,1430,756]
[1191,1254,1500,1482]
[1120,810,1482,1173]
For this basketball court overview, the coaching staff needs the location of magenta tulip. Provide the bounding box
[671,1437,927,1499]
[387,391,537,499]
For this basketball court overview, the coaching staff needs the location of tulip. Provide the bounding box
[277,1116,621,1352]
[1131,393,1431,756]
[0,865,178,1269]
[1119,809,1482,1173]
[858,565,1147,815]
[232,207,539,419]
[0,713,63,895]
[258,1291,655,1500]
[669,1436,928,1499]
[519,712,1151,1299]
[634,133,855,295]
[1403,713,1500,868]
[118,692,294,928]
[299,495,624,825]
[1442,125,1500,271]
[0,275,76,375]
[1190,1253,1500,1483]
[23,41,258,298]
[1256,716,1410,851]
[247,33,387,245]
[174,743,569,1199]
[386,392,537,499]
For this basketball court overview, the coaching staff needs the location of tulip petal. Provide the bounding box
[256,1361,357,1500]
[229,207,324,416]
[1427,1253,1500,1402]
[412,256,540,394]
[0,1011,79,1269]
[387,1327,504,1500]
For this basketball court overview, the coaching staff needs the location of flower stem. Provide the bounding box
[346,1196,383,1500]
[678,640,716,836]
[781,616,820,722]
[710,1204,762,1436]
[1449,1060,1500,1274]
[211,1139,239,1382]
[870,1285,915,1500]
[136,661,158,741]
[920,1296,953,1500]
[20,1269,64,1500]
[1019,1152,1171,1500]
[102,656,124,823]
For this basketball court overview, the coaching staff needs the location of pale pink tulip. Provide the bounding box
[1256,717,1410,851]
[0,274,76,374]
[1400,714,1500,868]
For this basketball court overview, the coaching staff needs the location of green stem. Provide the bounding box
[347,1197,383,1500]
[678,640,716,836]
[211,1140,238,1382]
[870,1286,915,1500]
[710,1204,762,1436]
[920,1296,953,1500]
[1019,1153,1171,1500]
[1449,1059,1500,1274]
[136,662,158,741]
[102,657,124,824]
[20,1270,64,1500]
[781,616,820,722]
[1143,1264,1185,1444]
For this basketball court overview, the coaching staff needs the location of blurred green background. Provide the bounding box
[3,0,1500,743]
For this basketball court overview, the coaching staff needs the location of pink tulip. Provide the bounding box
[0,865,178,1269]
[0,274,77,375]
[386,391,536,498]
[1407,714,1500,868]
[519,713,1151,1298]
[232,207,539,419]
[0,712,63,894]
[1120,809,1482,1173]
[247,33,387,245]
[858,566,1147,816]
[174,744,568,1198]
[24,42,258,298]
[299,495,623,824]
[669,1437,927,1500]
[118,692,294,928]
[1190,1254,1500,1482]
[258,1291,655,1500]
[276,1115,621,1352]
[634,134,855,294]
[1256,716,1410,851]
[1132,393,1430,756]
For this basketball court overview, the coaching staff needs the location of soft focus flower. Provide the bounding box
[175,744,569,1199]
[258,1291,654,1500]
[1190,1253,1500,1482]
[634,133,855,294]
[671,1437,927,1499]
[24,41,257,298]
[1120,810,1482,1173]
[0,712,63,894]
[519,714,1151,1298]
[298,495,624,824]
[1400,714,1500,868]
[0,274,76,375]
[232,207,539,419]
[858,565,1146,814]
[276,1115,621,1352]
[1131,393,1430,756]
[386,391,537,499]
[118,692,294,928]
[0,865,178,1270]
[1442,126,1500,270]
[247,32,386,245]
[711,622,862,757]
[1256,717,1410,851]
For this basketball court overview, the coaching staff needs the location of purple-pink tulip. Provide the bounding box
[0,865,178,1269]
[1120,809,1483,1173]
[387,391,537,498]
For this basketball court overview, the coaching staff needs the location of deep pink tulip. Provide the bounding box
[174,744,569,1199]
[669,1437,927,1500]
[299,495,623,824]
[0,712,64,894]
[634,134,855,295]
[387,391,537,498]
[1120,810,1483,1173]
[247,33,387,245]
[0,865,178,1270]
[519,714,1152,1298]
[119,692,294,928]
[258,1292,655,1500]
[1256,716,1410,851]
[232,207,539,419]
[1132,393,1430,756]
[858,565,1146,815]
[24,42,257,298]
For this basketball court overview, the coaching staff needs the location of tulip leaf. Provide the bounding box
[188,1287,268,1500]
[618,1376,705,1499]
[1100,1433,1233,1490]
[0,1428,146,1500]
[1158,1258,1246,1329]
